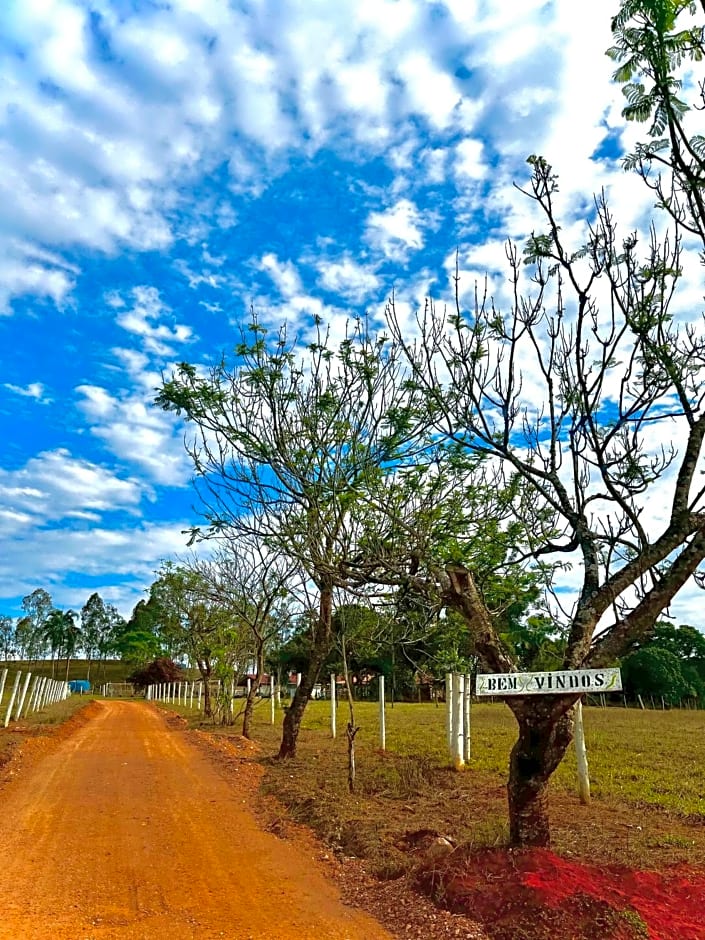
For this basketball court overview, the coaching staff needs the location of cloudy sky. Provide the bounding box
[1,0,702,625]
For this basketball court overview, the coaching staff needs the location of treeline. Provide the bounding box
[620,622,705,708]
[0,589,126,680]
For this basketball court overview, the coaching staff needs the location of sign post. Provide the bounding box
[476,668,622,697]
[476,668,622,802]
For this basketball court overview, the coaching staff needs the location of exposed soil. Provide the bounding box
[3,700,704,940]
[247,716,705,940]
[414,846,705,940]
[0,700,394,939]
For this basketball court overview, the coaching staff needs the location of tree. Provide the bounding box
[43,608,80,679]
[80,593,111,681]
[625,620,705,702]
[61,610,82,681]
[43,608,68,677]
[150,563,246,721]
[191,540,296,739]
[0,616,15,661]
[621,646,692,703]
[382,0,705,846]
[115,598,166,664]
[157,316,427,757]
[128,658,186,691]
[20,588,52,663]
[651,621,705,663]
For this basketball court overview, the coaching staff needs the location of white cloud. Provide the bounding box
[0,449,143,526]
[454,138,486,181]
[114,286,194,356]
[365,199,426,261]
[397,52,462,130]
[315,255,381,303]
[0,242,77,314]
[259,254,304,298]
[76,384,190,487]
[3,381,50,403]
[0,518,195,618]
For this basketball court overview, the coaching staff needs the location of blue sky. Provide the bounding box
[1,0,701,624]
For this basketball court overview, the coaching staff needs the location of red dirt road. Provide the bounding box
[0,701,392,940]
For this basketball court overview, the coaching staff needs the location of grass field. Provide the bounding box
[165,696,705,875]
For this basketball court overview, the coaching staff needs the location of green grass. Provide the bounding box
[277,700,705,816]
[169,696,705,817]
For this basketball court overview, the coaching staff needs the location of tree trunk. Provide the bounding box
[198,659,212,718]
[242,646,264,740]
[278,585,333,759]
[341,636,359,792]
[506,698,576,846]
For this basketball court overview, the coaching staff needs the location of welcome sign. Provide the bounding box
[476,668,622,696]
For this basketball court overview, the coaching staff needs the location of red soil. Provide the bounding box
[419,846,705,940]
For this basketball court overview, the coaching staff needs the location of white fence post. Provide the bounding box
[270,675,275,725]
[330,673,336,739]
[0,668,8,706]
[463,673,472,763]
[28,675,41,712]
[35,677,46,710]
[379,675,386,752]
[4,672,22,727]
[445,672,453,752]
[23,675,39,718]
[452,672,465,769]
[574,700,591,805]
[198,683,202,709]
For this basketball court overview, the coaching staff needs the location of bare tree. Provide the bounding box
[157,316,428,757]
[383,0,705,843]
[190,538,296,739]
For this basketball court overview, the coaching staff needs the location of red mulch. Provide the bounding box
[415,846,705,940]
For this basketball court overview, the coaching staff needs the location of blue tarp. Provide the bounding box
[68,680,91,693]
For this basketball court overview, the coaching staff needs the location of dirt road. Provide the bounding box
[0,701,392,940]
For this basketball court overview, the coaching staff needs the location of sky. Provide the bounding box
[0,0,703,626]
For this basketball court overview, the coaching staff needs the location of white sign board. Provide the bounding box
[476,668,622,697]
